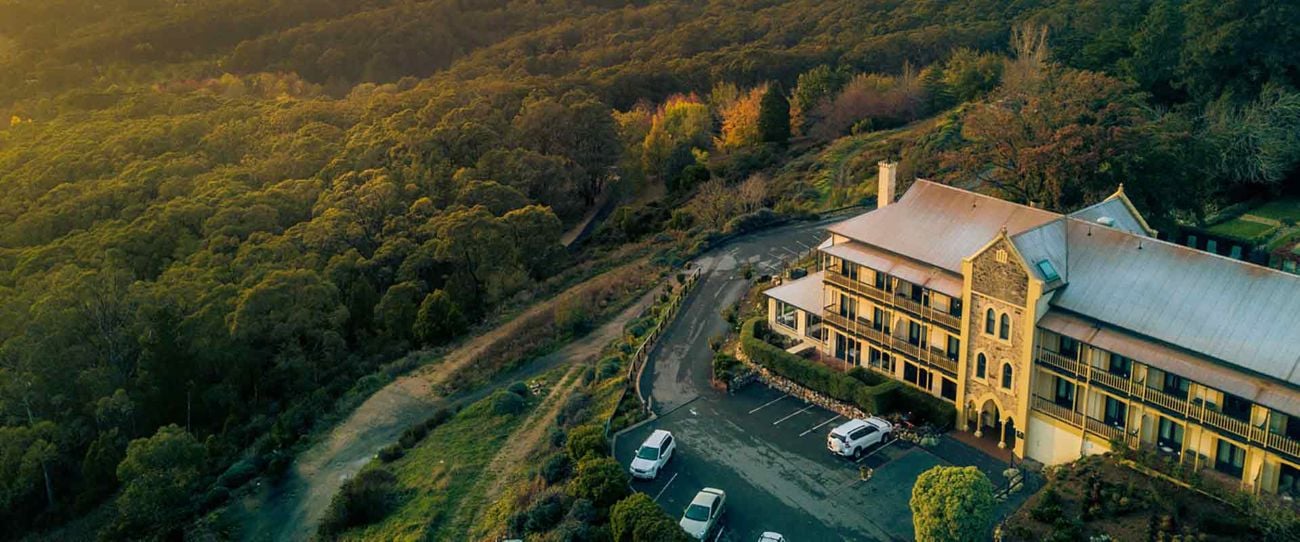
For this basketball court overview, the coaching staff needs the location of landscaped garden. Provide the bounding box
[1002,453,1300,542]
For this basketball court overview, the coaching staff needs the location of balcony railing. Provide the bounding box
[1200,408,1252,440]
[1091,369,1133,395]
[1086,417,1126,443]
[1037,350,1085,377]
[823,271,961,331]
[1033,396,1083,427]
[1141,387,1189,416]
[1268,431,1300,460]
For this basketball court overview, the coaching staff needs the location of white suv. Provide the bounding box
[827,417,893,458]
[629,429,675,479]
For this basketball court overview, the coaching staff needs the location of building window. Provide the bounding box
[995,249,1008,263]
[1215,439,1245,478]
[1206,239,1218,254]
[775,301,798,329]
[1104,396,1127,428]
[880,351,894,373]
[1035,259,1060,281]
[838,293,857,320]
[1221,393,1252,423]
[949,297,963,317]
[1108,353,1131,378]
[941,378,957,401]
[976,353,987,379]
[1230,245,1243,259]
[1054,377,1075,408]
[1186,234,1198,248]
[1162,373,1190,399]
[1157,417,1184,452]
[946,336,960,361]
[841,260,859,280]
[1001,363,1013,389]
[904,362,918,385]
[872,307,886,333]
[874,271,887,291]
[1059,336,1079,359]
[998,313,1011,340]
[984,309,996,334]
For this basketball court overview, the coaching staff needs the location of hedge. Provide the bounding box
[741,318,955,428]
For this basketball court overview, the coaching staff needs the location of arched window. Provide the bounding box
[1002,363,1014,389]
[976,353,987,378]
[984,309,996,334]
[999,313,1011,340]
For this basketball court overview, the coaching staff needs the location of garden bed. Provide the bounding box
[1002,454,1288,542]
[1204,219,1278,244]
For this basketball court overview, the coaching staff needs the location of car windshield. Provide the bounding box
[684,503,711,521]
[636,446,660,460]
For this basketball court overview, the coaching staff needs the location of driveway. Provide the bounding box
[628,218,1033,541]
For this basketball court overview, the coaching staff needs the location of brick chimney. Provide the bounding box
[877,160,898,209]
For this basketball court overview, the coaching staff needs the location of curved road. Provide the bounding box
[640,219,832,412]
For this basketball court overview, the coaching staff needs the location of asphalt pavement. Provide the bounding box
[626,218,1031,541]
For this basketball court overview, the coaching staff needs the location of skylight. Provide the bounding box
[1036,259,1060,281]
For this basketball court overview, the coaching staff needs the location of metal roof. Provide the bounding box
[826,180,1058,273]
[764,271,825,315]
[1068,194,1155,237]
[1039,310,1300,415]
[821,241,963,297]
[1051,218,1300,387]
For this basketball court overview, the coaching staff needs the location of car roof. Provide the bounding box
[831,419,870,436]
[759,533,785,542]
[642,429,671,446]
[691,488,723,505]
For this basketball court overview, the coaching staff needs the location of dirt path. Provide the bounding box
[235,281,662,541]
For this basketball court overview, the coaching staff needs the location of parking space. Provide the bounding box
[618,384,943,541]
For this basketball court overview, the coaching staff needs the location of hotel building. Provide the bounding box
[765,162,1300,496]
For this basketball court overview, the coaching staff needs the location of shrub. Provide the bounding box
[741,318,898,414]
[558,392,592,428]
[570,457,630,509]
[542,453,573,484]
[377,444,404,463]
[216,458,258,489]
[508,381,530,397]
[492,390,528,415]
[610,492,691,542]
[1031,487,1063,522]
[713,352,741,383]
[318,468,398,537]
[599,358,622,379]
[566,424,607,461]
[524,491,567,533]
[910,466,996,542]
[398,408,452,449]
[549,427,567,448]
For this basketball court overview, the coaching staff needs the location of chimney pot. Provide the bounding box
[877,160,898,209]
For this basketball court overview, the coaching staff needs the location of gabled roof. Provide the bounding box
[1051,219,1300,387]
[826,180,1058,274]
[1068,186,1156,237]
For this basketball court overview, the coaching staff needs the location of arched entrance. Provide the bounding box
[977,399,1002,445]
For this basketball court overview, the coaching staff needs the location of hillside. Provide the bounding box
[1,0,1299,540]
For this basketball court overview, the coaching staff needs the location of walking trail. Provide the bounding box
[236,282,662,541]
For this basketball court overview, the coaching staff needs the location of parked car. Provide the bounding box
[827,417,892,458]
[758,532,786,542]
[629,429,675,479]
[679,487,726,540]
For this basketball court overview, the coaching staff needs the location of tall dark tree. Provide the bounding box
[757,85,791,145]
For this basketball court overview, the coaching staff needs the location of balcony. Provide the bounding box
[1033,396,1083,427]
[1267,431,1300,461]
[823,271,961,331]
[1199,408,1252,440]
[1141,387,1189,416]
[1086,417,1127,443]
[1090,369,1133,395]
[1037,350,1085,377]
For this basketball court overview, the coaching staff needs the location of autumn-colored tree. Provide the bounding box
[716,85,766,150]
[809,70,924,141]
[642,94,712,180]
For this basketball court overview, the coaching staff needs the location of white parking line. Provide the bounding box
[855,439,898,464]
[713,526,726,542]
[748,394,788,414]
[772,404,816,425]
[652,472,678,502]
[799,414,842,437]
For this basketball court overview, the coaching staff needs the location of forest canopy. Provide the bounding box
[1,0,1298,539]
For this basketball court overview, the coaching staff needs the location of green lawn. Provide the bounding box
[1204,219,1278,243]
[338,389,539,541]
[1245,199,1300,222]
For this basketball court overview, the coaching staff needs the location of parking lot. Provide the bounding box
[616,384,1022,541]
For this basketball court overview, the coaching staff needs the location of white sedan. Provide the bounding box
[679,487,726,540]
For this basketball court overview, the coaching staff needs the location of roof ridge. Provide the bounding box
[913,178,1062,219]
